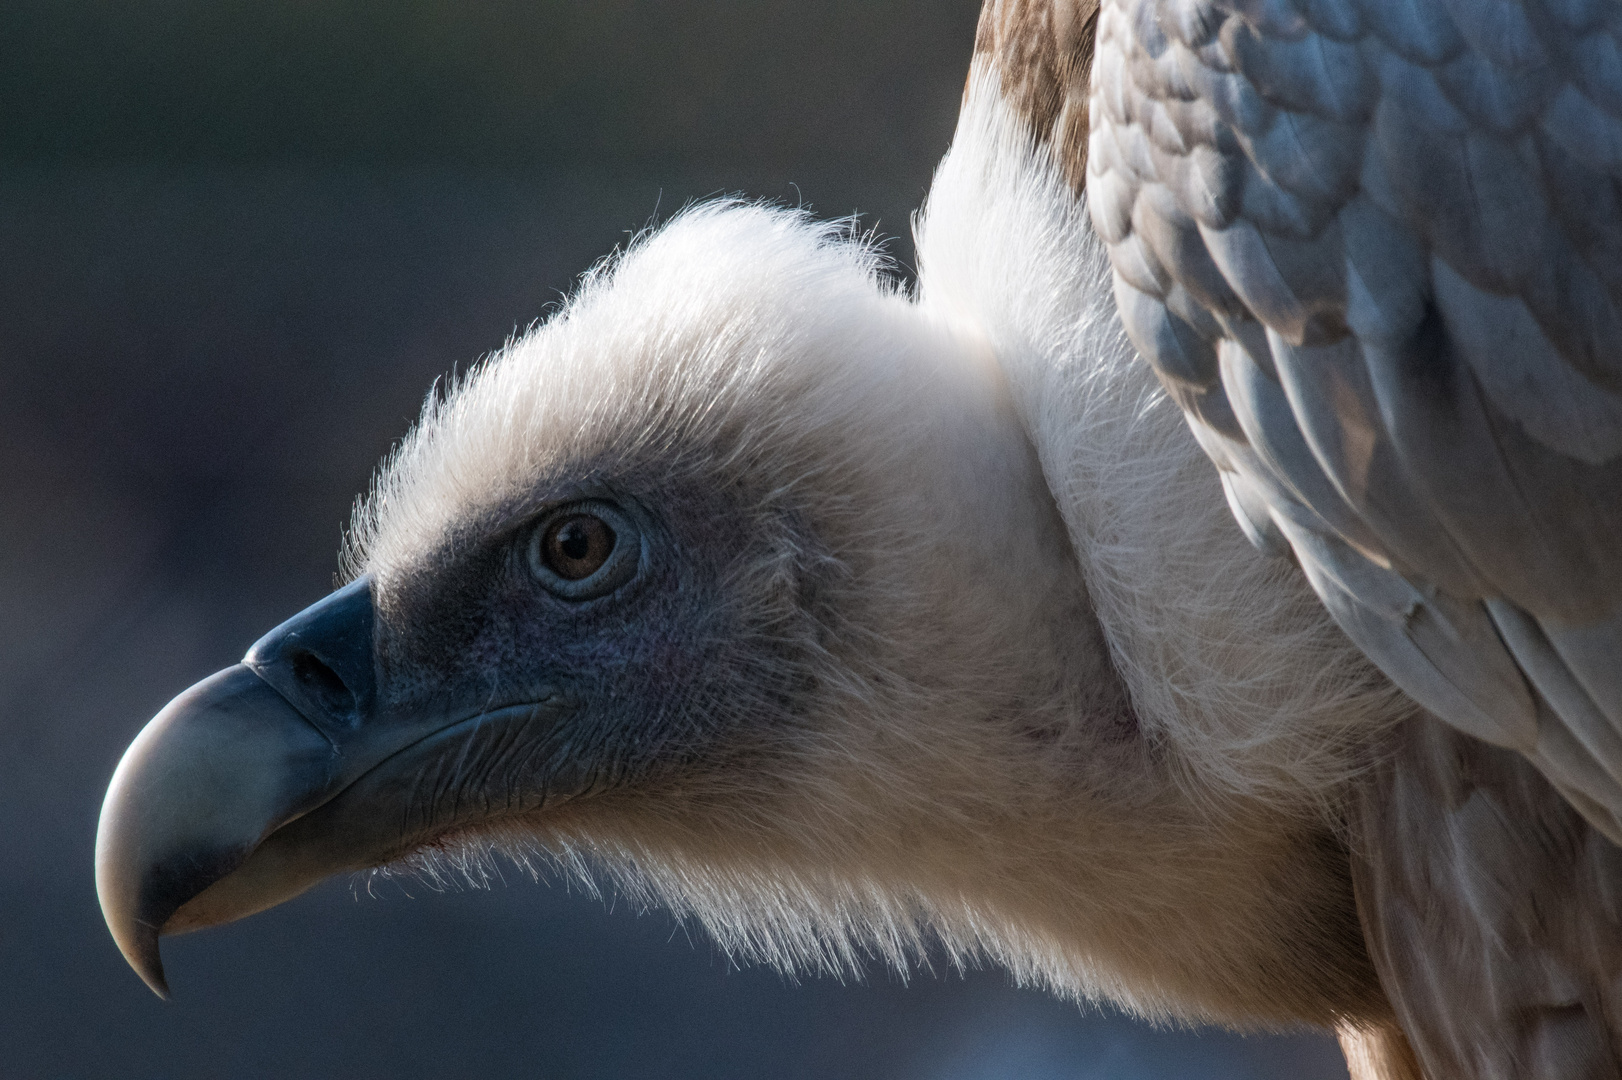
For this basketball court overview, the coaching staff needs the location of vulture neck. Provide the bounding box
[860,61,1409,1026]
[914,62,1402,817]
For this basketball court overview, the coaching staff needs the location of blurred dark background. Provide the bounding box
[0,3,1350,1077]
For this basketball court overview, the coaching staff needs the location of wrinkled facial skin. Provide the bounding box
[364,466,820,845]
[377,477,801,808]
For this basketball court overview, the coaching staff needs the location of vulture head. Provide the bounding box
[97,200,1395,1033]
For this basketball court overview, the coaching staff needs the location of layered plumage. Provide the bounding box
[95,2,1622,1078]
[1020,0,1622,1069]
[1080,0,1622,838]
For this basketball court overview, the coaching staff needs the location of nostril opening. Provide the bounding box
[242,576,376,733]
[289,649,356,719]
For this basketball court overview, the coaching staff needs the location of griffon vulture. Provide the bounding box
[96,0,1622,1076]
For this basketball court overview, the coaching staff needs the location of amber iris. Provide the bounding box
[540,514,617,580]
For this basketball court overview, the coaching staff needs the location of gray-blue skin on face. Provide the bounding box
[97,470,821,997]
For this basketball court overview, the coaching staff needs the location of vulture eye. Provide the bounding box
[544,515,614,579]
[527,500,641,600]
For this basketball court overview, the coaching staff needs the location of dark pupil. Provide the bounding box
[545,515,614,580]
[558,521,592,560]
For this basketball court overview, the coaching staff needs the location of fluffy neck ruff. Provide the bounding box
[362,70,1407,1031]
[915,63,1408,818]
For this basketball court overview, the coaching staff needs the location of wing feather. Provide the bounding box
[1082,0,1622,847]
[1351,716,1622,1078]
[975,0,1622,1066]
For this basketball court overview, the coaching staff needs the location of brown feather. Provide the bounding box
[971,0,1099,193]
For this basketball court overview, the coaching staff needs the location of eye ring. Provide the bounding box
[526,500,642,600]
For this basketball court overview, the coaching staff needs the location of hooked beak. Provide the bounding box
[95,576,571,996]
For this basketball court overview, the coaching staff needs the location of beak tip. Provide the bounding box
[108,916,171,999]
[137,958,172,1001]
[95,662,335,998]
